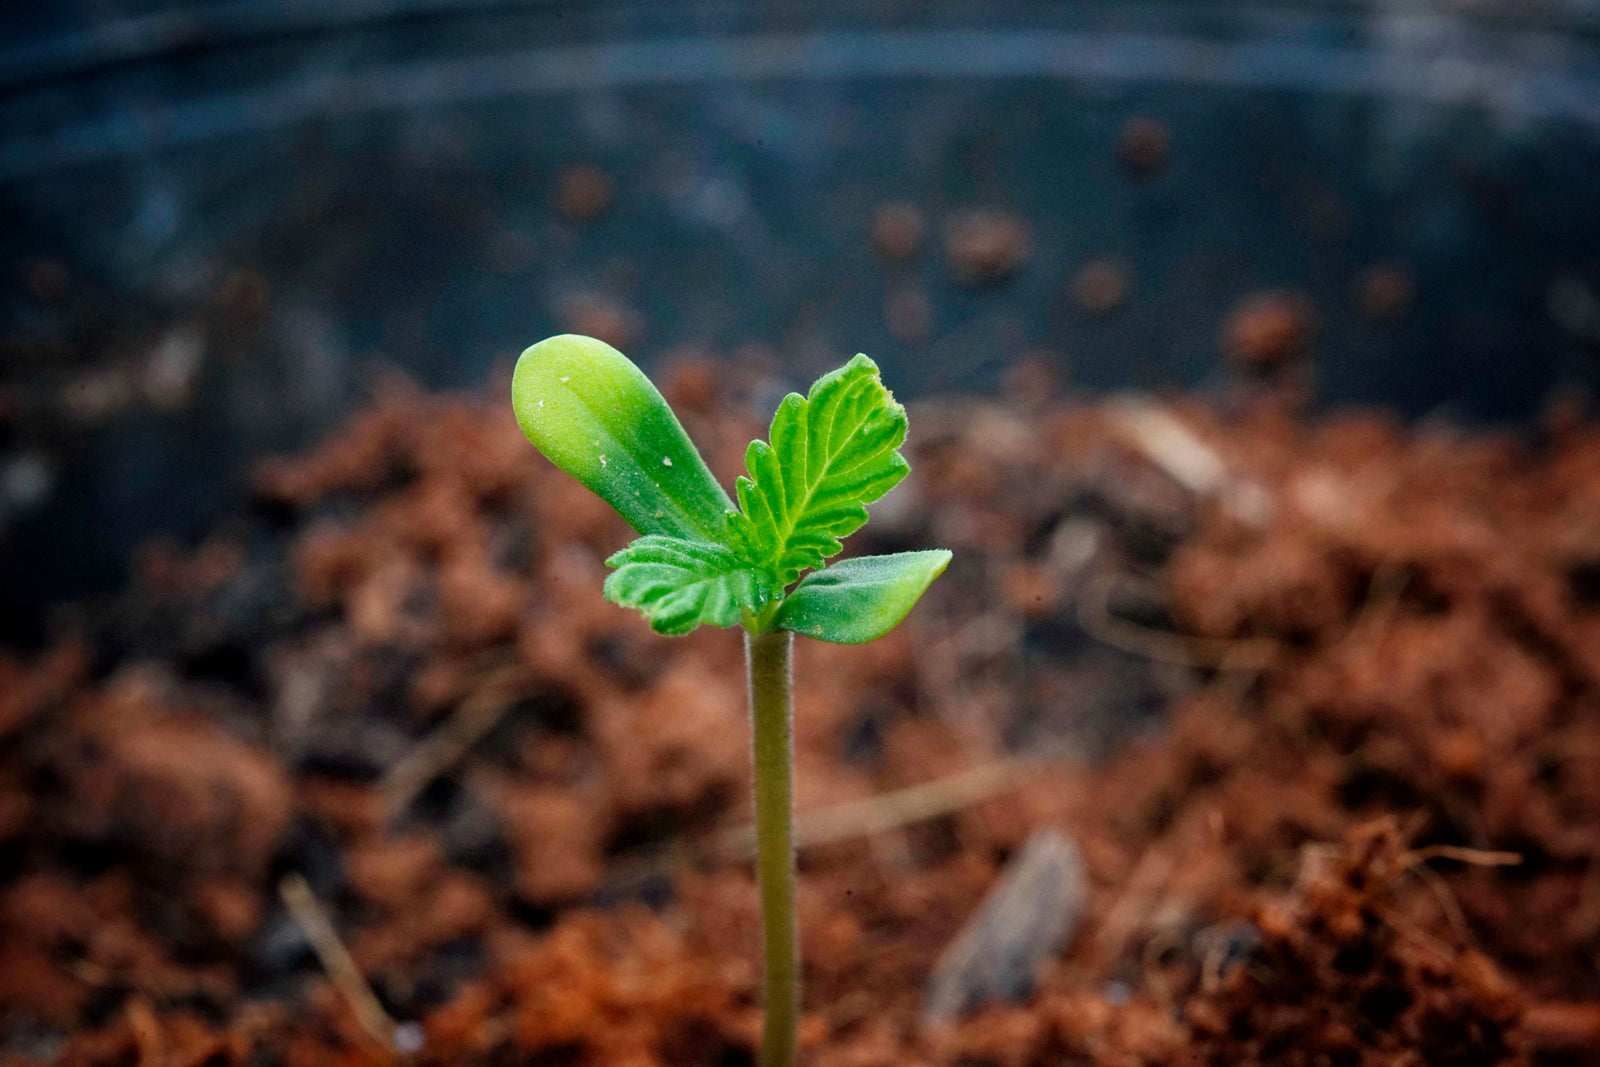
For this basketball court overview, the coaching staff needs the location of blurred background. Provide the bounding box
[5,0,1600,638]
[7,5,1600,1066]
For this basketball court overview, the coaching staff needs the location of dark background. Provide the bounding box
[3,0,1600,637]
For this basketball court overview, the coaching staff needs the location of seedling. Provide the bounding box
[512,335,950,1067]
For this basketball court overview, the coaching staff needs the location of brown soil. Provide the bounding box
[1116,117,1172,180]
[2,363,1598,1065]
[1070,260,1132,317]
[1219,291,1316,372]
[869,203,926,265]
[944,210,1031,287]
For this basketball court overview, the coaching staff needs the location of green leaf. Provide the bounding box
[727,354,910,585]
[775,550,951,644]
[604,535,773,635]
[512,334,735,542]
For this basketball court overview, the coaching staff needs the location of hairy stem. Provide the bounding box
[745,628,798,1067]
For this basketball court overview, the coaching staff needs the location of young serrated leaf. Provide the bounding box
[775,550,950,644]
[727,354,909,585]
[603,535,773,636]
[512,335,735,542]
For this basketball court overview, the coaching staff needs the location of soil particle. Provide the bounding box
[494,910,756,1066]
[497,782,611,905]
[41,677,292,879]
[593,657,747,821]
[345,835,442,911]
[190,878,264,948]
[1220,291,1315,371]
[1521,1001,1600,1054]
[1070,259,1131,316]
[998,355,1059,412]
[1116,117,1172,180]
[870,202,926,264]
[945,209,1031,287]
[0,643,85,742]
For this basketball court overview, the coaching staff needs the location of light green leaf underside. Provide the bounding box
[776,550,951,644]
[511,334,734,542]
[604,536,773,635]
[727,354,909,586]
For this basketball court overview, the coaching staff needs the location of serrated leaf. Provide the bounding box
[775,550,950,644]
[727,354,909,585]
[604,535,773,635]
[512,334,735,542]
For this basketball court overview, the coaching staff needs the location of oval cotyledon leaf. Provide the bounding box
[512,334,734,541]
[775,550,951,644]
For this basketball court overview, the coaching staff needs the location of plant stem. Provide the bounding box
[745,628,798,1067]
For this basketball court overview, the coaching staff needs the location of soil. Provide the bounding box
[1115,117,1172,181]
[1219,292,1316,372]
[1070,260,1132,318]
[2,361,1599,1066]
[943,210,1032,288]
[869,203,926,265]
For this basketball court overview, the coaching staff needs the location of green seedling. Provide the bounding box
[512,334,950,1067]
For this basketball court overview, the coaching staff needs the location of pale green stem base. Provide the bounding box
[745,628,798,1067]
